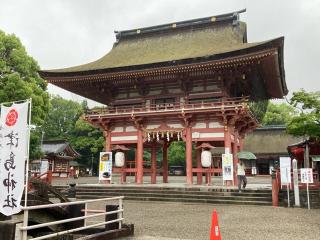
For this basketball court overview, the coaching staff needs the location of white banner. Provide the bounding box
[0,101,29,216]
[301,168,313,184]
[222,153,233,181]
[99,152,112,181]
[280,157,291,185]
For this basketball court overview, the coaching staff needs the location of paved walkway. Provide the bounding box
[52,175,272,190]
[86,200,320,240]
[50,176,320,240]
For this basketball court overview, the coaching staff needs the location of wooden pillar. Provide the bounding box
[104,130,112,152]
[232,132,239,186]
[224,127,232,154]
[162,141,168,183]
[185,126,193,185]
[151,142,157,184]
[196,143,202,185]
[224,126,232,186]
[121,152,127,184]
[104,130,111,184]
[136,129,144,184]
[239,137,244,151]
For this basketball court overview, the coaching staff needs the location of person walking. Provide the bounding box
[237,160,247,192]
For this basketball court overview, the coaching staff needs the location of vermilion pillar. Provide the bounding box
[239,137,244,151]
[151,142,157,184]
[104,130,112,152]
[121,152,127,184]
[224,126,232,185]
[232,138,239,186]
[162,141,168,183]
[196,143,202,185]
[186,126,193,185]
[104,130,112,184]
[136,129,144,184]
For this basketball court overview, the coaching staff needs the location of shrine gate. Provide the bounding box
[40,9,287,185]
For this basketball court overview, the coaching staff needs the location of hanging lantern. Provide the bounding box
[152,132,155,138]
[161,132,164,138]
[115,151,125,167]
[177,132,180,141]
[201,150,212,168]
[170,132,174,138]
[156,132,160,142]
[167,132,170,142]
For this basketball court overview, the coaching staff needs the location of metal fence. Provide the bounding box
[19,196,124,240]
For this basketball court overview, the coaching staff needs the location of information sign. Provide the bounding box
[99,152,112,181]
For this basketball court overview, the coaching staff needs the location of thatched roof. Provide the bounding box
[41,9,283,75]
[243,126,303,157]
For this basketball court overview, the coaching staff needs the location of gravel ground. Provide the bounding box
[86,200,320,240]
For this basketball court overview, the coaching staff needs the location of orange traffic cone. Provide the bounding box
[210,209,221,240]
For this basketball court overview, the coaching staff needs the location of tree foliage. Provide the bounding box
[43,96,104,168]
[287,90,320,139]
[249,100,269,123]
[43,96,82,140]
[168,141,186,166]
[0,30,49,158]
[262,102,297,126]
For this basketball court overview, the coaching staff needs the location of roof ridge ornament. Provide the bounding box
[115,9,246,41]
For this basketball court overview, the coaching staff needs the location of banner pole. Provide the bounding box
[307,182,310,210]
[24,98,32,207]
[22,98,32,240]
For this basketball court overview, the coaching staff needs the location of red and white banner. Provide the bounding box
[0,101,29,216]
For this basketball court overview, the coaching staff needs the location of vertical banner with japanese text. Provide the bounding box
[0,101,29,216]
[222,153,234,181]
[99,152,112,181]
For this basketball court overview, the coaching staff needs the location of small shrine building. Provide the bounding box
[40,10,287,185]
[41,140,80,178]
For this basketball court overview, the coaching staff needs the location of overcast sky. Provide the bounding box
[1,0,319,106]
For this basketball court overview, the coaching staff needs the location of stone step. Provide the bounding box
[51,185,273,206]
[54,186,272,194]
[72,191,271,201]
[75,195,271,206]
[70,189,271,196]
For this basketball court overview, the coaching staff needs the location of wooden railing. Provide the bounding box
[86,97,249,116]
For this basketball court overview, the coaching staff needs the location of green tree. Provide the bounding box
[262,102,297,126]
[287,90,320,139]
[43,95,82,140]
[249,100,269,123]
[43,96,105,168]
[70,118,104,170]
[168,141,186,166]
[0,30,49,158]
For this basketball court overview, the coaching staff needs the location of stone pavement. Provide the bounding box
[50,176,320,240]
[88,200,320,240]
[52,175,272,190]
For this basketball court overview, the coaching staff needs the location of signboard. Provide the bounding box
[99,152,112,181]
[222,154,233,181]
[301,168,313,184]
[0,102,29,216]
[280,157,291,184]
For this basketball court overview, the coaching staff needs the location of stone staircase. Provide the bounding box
[52,185,273,206]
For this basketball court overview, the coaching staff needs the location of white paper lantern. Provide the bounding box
[115,151,125,167]
[201,150,212,168]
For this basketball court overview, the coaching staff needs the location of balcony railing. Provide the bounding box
[86,97,249,117]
